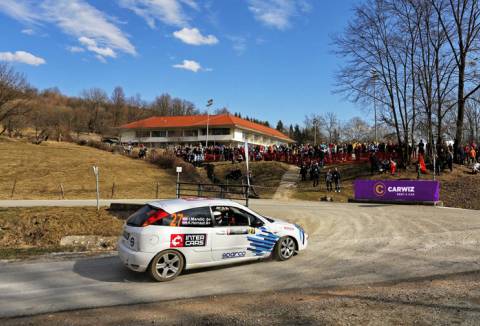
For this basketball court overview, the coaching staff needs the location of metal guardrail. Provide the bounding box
[176,182,251,206]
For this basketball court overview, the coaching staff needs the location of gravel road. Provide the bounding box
[1,200,479,321]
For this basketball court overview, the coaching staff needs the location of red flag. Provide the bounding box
[419,154,427,174]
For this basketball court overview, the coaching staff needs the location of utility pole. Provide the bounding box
[205,99,213,148]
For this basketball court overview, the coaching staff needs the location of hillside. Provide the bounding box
[0,137,179,199]
[207,161,291,199]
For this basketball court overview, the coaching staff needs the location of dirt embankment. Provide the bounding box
[0,207,123,259]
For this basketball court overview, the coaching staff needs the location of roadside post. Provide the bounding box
[92,165,100,211]
[244,141,250,207]
[176,166,183,198]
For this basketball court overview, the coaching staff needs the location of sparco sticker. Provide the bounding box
[170,234,207,247]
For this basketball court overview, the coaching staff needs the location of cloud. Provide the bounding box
[172,59,206,72]
[247,0,311,30]
[79,36,116,59]
[0,51,46,66]
[0,0,136,60]
[0,0,38,23]
[21,28,35,35]
[227,36,247,55]
[67,46,85,53]
[118,0,197,28]
[173,27,218,45]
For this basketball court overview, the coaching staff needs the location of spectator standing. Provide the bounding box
[447,149,453,172]
[332,168,341,192]
[311,163,320,187]
[325,169,333,192]
[300,164,308,181]
[389,158,397,175]
[470,146,477,165]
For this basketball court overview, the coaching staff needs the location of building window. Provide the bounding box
[167,130,181,137]
[212,128,230,135]
[136,130,150,138]
[151,130,167,137]
[183,129,198,137]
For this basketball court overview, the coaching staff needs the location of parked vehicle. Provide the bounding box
[118,198,308,281]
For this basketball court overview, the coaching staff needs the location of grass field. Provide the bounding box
[0,137,180,199]
[0,206,124,259]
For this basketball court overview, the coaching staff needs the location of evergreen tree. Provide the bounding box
[276,120,284,132]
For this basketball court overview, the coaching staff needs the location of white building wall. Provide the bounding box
[119,127,290,146]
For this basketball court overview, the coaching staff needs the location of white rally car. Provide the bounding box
[118,198,308,281]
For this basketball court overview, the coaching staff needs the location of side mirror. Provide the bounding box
[252,219,264,228]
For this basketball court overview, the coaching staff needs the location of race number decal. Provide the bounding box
[170,234,207,247]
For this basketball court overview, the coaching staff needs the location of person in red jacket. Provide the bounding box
[390,158,397,175]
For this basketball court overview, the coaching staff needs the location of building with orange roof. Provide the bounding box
[119,114,294,147]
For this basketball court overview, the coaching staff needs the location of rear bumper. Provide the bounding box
[117,239,155,273]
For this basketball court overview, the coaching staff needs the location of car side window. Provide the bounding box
[175,207,213,227]
[211,206,258,227]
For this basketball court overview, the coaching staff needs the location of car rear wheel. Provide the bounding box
[149,250,184,282]
[273,236,296,261]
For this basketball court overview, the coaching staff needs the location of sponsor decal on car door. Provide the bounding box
[212,226,252,261]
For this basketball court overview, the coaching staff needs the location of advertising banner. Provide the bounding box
[354,180,440,202]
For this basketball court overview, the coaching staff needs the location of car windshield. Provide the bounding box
[262,216,275,223]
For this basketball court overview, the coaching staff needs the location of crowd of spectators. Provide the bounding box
[173,142,403,166]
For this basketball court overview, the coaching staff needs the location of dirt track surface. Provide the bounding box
[1,200,480,320]
[5,270,480,325]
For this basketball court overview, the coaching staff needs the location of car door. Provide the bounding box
[210,206,261,261]
[170,206,213,266]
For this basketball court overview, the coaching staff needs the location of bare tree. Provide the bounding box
[322,112,339,143]
[111,86,126,127]
[342,117,372,142]
[433,0,480,157]
[0,64,31,135]
[81,88,108,133]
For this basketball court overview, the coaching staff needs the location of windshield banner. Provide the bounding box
[354,180,440,202]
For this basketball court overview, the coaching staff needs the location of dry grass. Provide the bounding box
[0,206,124,259]
[209,161,291,198]
[0,137,178,199]
[293,163,370,202]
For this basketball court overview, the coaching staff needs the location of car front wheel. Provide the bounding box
[274,236,296,261]
[149,250,184,282]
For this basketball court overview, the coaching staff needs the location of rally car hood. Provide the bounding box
[264,216,291,226]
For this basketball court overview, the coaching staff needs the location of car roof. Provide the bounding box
[147,198,244,214]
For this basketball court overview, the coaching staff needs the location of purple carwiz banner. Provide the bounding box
[354,180,440,202]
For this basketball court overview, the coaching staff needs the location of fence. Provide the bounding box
[186,151,401,166]
[176,182,251,206]
[0,180,178,200]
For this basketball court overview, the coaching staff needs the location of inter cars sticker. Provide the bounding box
[170,234,206,248]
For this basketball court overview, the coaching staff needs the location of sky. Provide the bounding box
[0,0,361,127]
